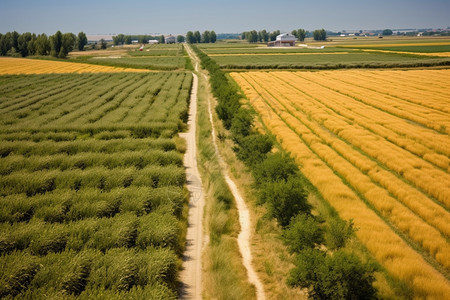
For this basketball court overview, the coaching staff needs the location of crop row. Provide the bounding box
[231,70,450,298]
[0,150,182,175]
[0,186,185,224]
[0,247,177,299]
[0,165,185,197]
[0,137,177,157]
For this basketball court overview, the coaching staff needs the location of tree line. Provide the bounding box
[112,34,186,45]
[0,31,88,58]
[241,28,327,43]
[185,30,217,43]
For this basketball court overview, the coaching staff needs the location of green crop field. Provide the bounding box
[0,71,192,299]
[200,37,450,69]
[212,51,450,69]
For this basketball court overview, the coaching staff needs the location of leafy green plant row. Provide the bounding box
[193,45,378,299]
[0,210,181,255]
[0,150,183,175]
[0,137,177,157]
[0,165,185,197]
[0,186,185,224]
[0,247,177,299]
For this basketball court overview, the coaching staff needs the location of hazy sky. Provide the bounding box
[0,0,449,35]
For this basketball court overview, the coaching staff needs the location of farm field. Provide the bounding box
[231,69,450,298]
[70,44,189,71]
[213,52,450,69]
[200,37,450,69]
[0,71,192,298]
[0,57,152,75]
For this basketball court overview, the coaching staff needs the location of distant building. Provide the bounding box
[268,33,296,47]
[165,35,176,44]
[148,40,159,44]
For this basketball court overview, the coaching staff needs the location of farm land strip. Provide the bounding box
[230,69,450,298]
[0,71,193,298]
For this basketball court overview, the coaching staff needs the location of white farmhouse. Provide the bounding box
[268,33,296,47]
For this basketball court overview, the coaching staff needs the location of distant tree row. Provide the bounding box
[313,29,327,41]
[0,31,88,58]
[112,34,185,45]
[186,31,217,43]
[241,28,326,43]
[241,30,280,43]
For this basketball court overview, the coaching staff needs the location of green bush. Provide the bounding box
[325,218,356,250]
[234,134,273,167]
[283,214,323,252]
[253,152,298,185]
[289,249,377,299]
[259,178,311,227]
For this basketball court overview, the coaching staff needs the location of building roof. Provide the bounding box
[276,33,296,41]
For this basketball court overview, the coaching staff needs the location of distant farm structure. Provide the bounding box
[268,33,296,47]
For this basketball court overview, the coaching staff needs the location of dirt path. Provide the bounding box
[179,70,204,300]
[205,79,266,300]
[184,44,266,300]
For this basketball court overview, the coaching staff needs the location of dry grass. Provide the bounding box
[231,69,450,298]
[0,57,151,74]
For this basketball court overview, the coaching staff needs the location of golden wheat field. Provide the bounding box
[0,57,150,74]
[231,69,450,298]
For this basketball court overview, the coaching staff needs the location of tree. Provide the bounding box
[269,30,280,41]
[11,31,19,51]
[259,177,310,227]
[100,38,107,49]
[325,218,356,250]
[58,33,76,58]
[35,34,50,56]
[283,214,324,252]
[124,35,132,45]
[253,152,298,185]
[186,31,195,43]
[297,29,306,41]
[383,29,393,36]
[50,30,63,57]
[202,30,210,43]
[158,35,165,44]
[0,32,12,55]
[313,29,326,41]
[291,30,298,38]
[194,31,201,43]
[246,30,258,43]
[260,29,269,42]
[177,35,185,43]
[77,32,87,51]
[289,250,377,299]
[210,31,217,43]
[17,32,33,57]
[113,34,125,45]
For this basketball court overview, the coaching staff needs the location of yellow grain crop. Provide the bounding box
[231,69,450,298]
[0,57,151,74]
